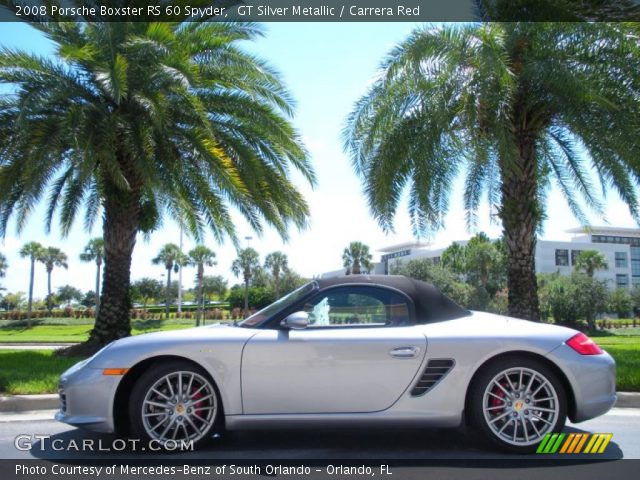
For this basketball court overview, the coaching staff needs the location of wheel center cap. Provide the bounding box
[514,400,524,411]
[175,403,185,414]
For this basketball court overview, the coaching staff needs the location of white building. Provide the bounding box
[323,227,640,290]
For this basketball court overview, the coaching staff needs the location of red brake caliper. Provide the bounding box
[489,382,508,414]
[190,385,205,418]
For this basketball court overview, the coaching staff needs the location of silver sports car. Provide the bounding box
[56,275,616,452]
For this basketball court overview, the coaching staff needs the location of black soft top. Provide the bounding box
[316,275,470,323]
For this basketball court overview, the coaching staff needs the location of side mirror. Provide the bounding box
[280,311,309,330]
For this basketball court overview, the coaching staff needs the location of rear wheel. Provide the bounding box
[469,356,567,453]
[129,360,220,450]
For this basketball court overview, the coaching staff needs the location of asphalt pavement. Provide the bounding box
[0,408,638,460]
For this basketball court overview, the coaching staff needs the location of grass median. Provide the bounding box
[0,318,212,343]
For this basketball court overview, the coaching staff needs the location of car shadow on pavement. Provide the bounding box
[25,424,622,463]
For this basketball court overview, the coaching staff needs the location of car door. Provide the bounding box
[241,285,427,414]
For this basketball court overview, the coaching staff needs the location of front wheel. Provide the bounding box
[129,360,220,450]
[469,357,567,453]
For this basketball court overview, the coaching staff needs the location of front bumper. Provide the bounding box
[56,364,121,433]
[546,343,617,423]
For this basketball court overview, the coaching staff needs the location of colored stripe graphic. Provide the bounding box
[537,433,612,454]
[536,433,565,453]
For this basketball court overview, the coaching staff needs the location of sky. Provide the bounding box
[0,21,638,299]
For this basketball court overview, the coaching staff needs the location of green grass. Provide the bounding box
[0,350,83,395]
[0,318,230,343]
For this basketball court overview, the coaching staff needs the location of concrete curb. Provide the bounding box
[1,392,639,415]
[0,394,59,413]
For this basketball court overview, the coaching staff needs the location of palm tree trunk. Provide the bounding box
[95,261,101,320]
[274,274,280,299]
[47,269,52,314]
[27,258,35,329]
[500,135,540,321]
[165,268,172,320]
[196,265,203,327]
[88,168,140,346]
[243,278,249,317]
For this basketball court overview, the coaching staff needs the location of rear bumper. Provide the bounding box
[546,344,616,423]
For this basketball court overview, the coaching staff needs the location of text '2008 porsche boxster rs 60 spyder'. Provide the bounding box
[56,275,616,452]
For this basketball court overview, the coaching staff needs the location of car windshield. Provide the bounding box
[237,281,319,328]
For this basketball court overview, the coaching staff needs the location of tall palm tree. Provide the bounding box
[344,23,640,320]
[574,250,608,278]
[152,244,185,319]
[342,241,373,275]
[18,241,44,328]
[0,19,315,349]
[231,248,260,316]
[264,251,289,298]
[39,247,68,313]
[187,245,216,326]
[79,238,105,319]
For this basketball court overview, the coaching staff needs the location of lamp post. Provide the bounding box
[177,225,183,314]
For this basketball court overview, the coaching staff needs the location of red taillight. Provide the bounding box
[566,333,603,355]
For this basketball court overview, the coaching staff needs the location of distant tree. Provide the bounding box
[187,246,217,326]
[57,285,83,306]
[342,241,373,275]
[250,265,271,289]
[390,259,471,307]
[131,278,164,310]
[39,247,68,314]
[464,234,506,296]
[79,238,104,318]
[201,275,228,303]
[441,242,466,275]
[609,288,633,319]
[3,291,26,311]
[19,241,44,328]
[279,270,308,296]
[80,290,96,309]
[574,250,608,278]
[540,274,581,327]
[152,244,186,319]
[231,248,261,316]
[265,251,289,298]
[574,274,609,332]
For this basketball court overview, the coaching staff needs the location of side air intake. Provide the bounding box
[410,359,455,396]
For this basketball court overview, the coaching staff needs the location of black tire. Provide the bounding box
[468,356,567,453]
[129,360,220,451]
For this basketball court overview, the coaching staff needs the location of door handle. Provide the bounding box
[389,346,420,358]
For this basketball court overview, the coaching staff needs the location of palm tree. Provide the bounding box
[574,250,608,278]
[264,251,289,298]
[18,241,44,328]
[0,20,315,349]
[231,248,260,316]
[342,242,373,275]
[187,246,217,326]
[39,247,68,313]
[79,238,104,319]
[344,23,640,321]
[152,244,185,319]
[441,242,467,276]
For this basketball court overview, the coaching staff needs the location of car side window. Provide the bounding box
[301,286,412,327]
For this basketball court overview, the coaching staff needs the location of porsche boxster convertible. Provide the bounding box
[56,275,616,452]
